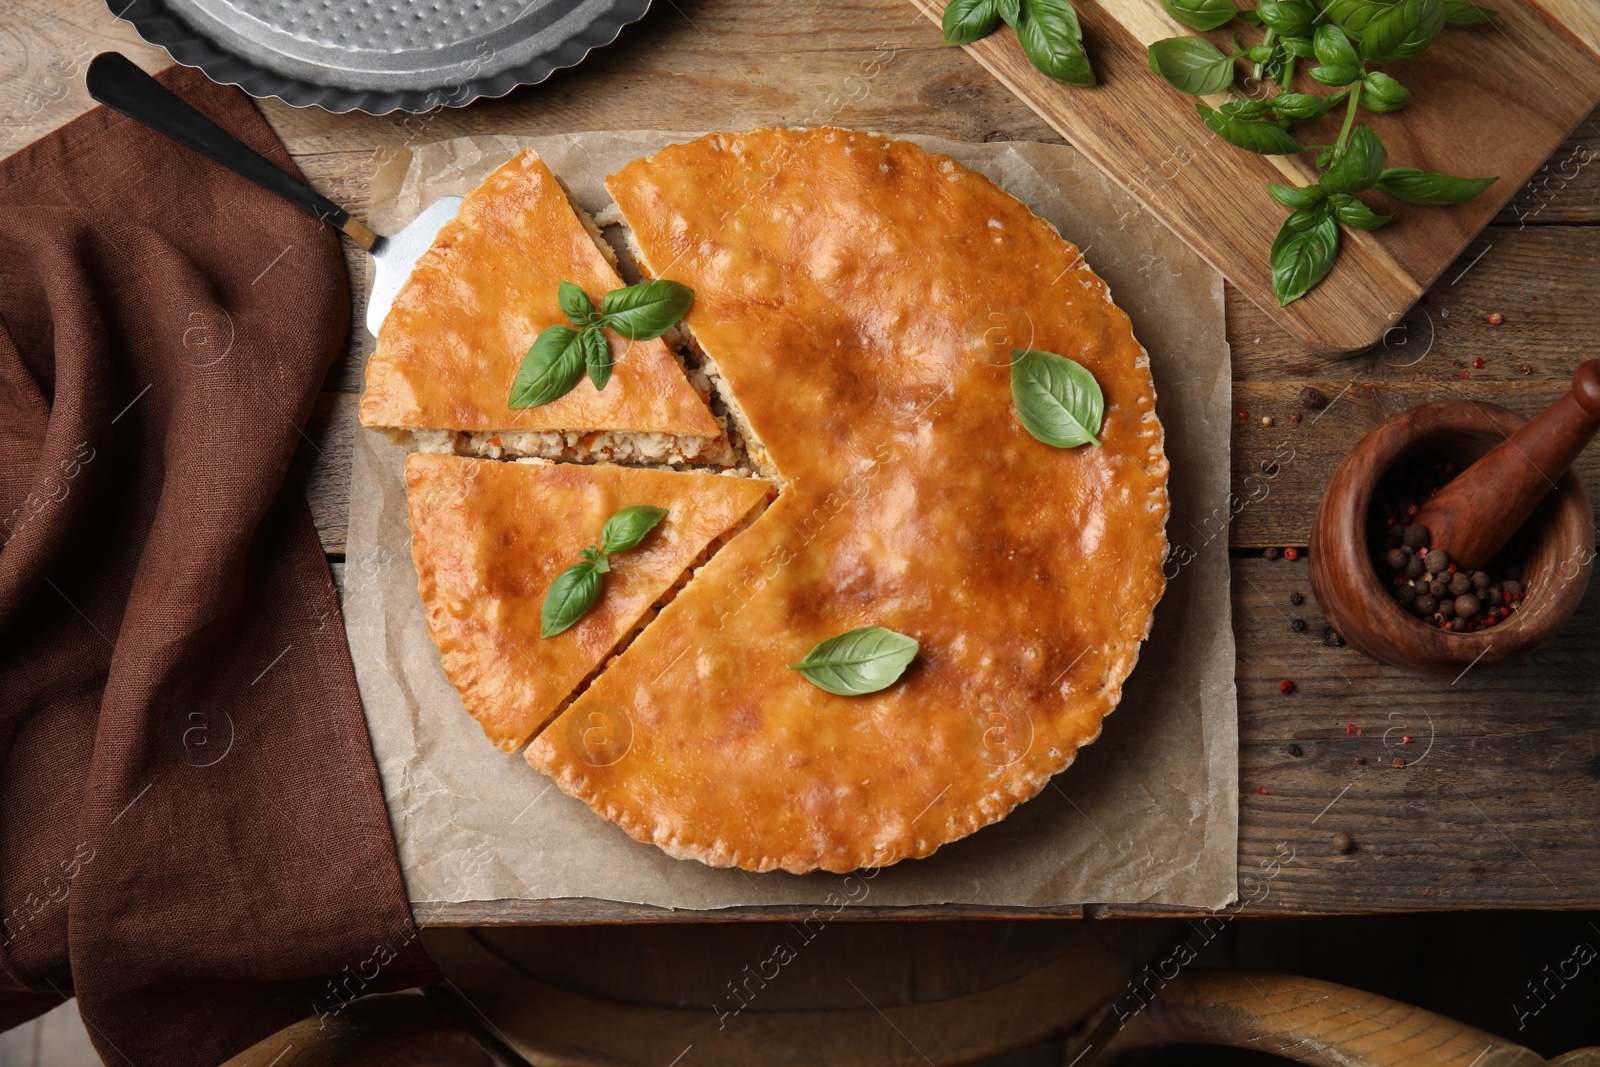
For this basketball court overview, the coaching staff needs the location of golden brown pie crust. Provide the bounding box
[406,453,772,752]
[361,149,718,437]
[525,129,1170,873]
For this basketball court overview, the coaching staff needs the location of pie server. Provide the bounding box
[85,52,460,338]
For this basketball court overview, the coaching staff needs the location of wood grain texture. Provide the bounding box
[1124,970,1542,1066]
[915,0,1600,356]
[6,0,1599,922]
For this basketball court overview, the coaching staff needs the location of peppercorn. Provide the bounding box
[1503,579,1523,596]
[1405,556,1426,578]
[1474,357,1484,369]
[1279,679,1296,694]
[1332,831,1354,854]
[1288,743,1304,757]
[1439,598,1456,620]
[1237,409,1249,420]
[1425,549,1450,575]
[1487,588,1503,608]
[1392,756,1406,768]
[1264,546,1281,560]
[1290,618,1307,633]
[1261,415,1274,427]
[1299,386,1327,410]
[1454,593,1481,617]
[1402,524,1429,549]
[1429,578,1449,598]
[1488,312,1503,325]
[1283,547,1301,561]
[1394,585,1416,606]
[1289,591,1304,606]
[1414,594,1438,615]
[1324,630,1345,647]
[1386,548,1408,570]
[1453,617,1471,633]
[1449,573,1472,597]
[1472,571,1490,590]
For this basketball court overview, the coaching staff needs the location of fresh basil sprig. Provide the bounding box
[1144,0,1498,305]
[941,0,1095,86]
[1010,349,1104,449]
[509,278,694,410]
[788,626,920,696]
[541,505,669,638]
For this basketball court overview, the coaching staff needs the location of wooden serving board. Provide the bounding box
[913,0,1600,356]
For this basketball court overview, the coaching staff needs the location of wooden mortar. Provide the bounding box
[1309,362,1600,675]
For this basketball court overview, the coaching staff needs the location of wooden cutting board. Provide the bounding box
[913,0,1600,356]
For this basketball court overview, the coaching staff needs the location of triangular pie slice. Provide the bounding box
[406,453,772,752]
[527,129,1169,873]
[362,149,720,446]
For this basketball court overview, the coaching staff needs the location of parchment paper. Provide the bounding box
[345,132,1238,911]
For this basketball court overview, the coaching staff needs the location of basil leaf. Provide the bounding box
[1010,348,1104,448]
[1442,0,1495,26]
[1018,0,1096,85]
[1375,167,1497,205]
[1312,22,1361,67]
[557,280,596,327]
[579,326,613,392]
[1360,70,1410,112]
[787,626,919,696]
[1328,192,1393,229]
[578,545,610,573]
[1310,62,1362,85]
[1160,0,1237,31]
[600,504,669,556]
[1268,182,1327,209]
[541,561,602,638]
[1360,0,1444,61]
[997,0,1022,26]
[1271,90,1343,121]
[509,325,586,409]
[1258,0,1316,37]
[1198,103,1302,154]
[1221,98,1273,120]
[1315,0,1399,37]
[1282,35,1317,58]
[1148,37,1237,94]
[1320,125,1386,193]
[600,279,694,340]
[943,0,1002,45]
[1271,205,1340,305]
[1236,6,1263,21]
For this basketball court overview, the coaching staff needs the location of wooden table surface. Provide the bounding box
[7,0,1600,922]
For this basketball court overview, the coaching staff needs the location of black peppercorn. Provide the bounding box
[1299,386,1328,410]
[1454,593,1481,617]
[1289,590,1304,606]
[1503,579,1523,596]
[1448,573,1472,597]
[1264,547,1281,560]
[1452,617,1471,633]
[1405,556,1426,578]
[1487,588,1503,608]
[1414,594,1437,615]
[1429,577,1449,598]
[1439,598,1456,620]
[1403,523,1429,550]
[1394,585,1416,605]
[1290,618,1307,633]
[1425,549,1450,575]
[1385,548,1408,570]
[1471,571,1490,590]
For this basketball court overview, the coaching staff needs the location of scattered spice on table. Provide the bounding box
[1264,547,1281,560]
[1324,630,1345,647]
[1474,357,1484,369]
[1287,744,1303,757]
[1283,547,1300,561]
[1290,618,1306,633]
[1290,413,1301,424]
[1257,786,1269,795]
[1370,458,1529,634]
[1332,831,1354,854]
[1260,415,1274,427]
[1237,408,1250,420]
[1279,679,1296,694]
[1299,386,1327,411]
[1393,756,1406,768]
[1488,312,1504,325]
[1289,591,1304,606]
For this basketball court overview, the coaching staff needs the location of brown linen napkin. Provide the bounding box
[0,64,436,1064]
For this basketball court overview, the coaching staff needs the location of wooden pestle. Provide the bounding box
[1413,360,1600,571]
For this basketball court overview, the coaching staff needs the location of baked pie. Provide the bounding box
[406,453,772,751]
[379,129,1169,874]
[361,149,726,466]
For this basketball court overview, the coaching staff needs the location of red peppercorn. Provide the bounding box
[1405,504,1419,516]
[1500,606,1511,617]
[1450,359,1459,367]
[1402,735,1414,744]
[1279,679,1295,694]
[1520,364,1531,375]
[1459,371,1470,379]
[1290,413,1301,424]
[1257,786,1269,795]
[1474,357,1484,369]
[1345,723,1357,735]
[1447,564,1457,573]
[1484,615,1498,626]
[1283,547,1300,561]
[1237,409,1249,420]
[1531,295,1540,302]
[1488,312,1503,325]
